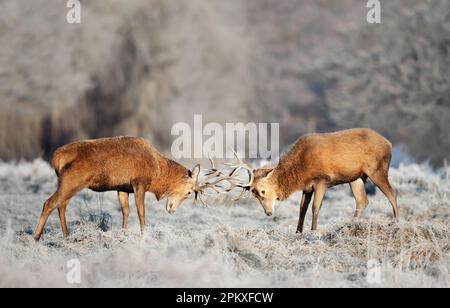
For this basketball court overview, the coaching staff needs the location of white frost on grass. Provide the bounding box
[0,159,449,288]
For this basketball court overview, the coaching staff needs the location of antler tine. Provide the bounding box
[208,152,216,169]
[232,149,244,164]
[194,190,214,208]
[232,186,250,202]
[202,153,223,181]
[205,152,216,172]
[223,151,242,168]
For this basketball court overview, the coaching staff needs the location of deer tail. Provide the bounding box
[51,149,75,177]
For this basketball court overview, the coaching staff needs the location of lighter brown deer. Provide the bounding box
[34,136,206,241]
[246,128,399,233]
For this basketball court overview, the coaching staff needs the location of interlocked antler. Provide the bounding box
[194,151,254,206]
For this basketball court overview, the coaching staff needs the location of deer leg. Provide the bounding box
[34,189,80,241]
[58,200,70,238]
[368,171,399,220]
[350,178,369,219]
[118,191,130,229]
[34,171,87,241]
[297,191,313,234]
[311,182,327,231]
[133,183,146,234]
[35,192,59,241]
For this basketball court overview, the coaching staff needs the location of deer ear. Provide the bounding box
[191,164,201,181]
[264,169,274,178]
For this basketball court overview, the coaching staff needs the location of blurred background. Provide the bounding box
[0,0,449,166]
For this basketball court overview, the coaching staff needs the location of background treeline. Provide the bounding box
[0,0,449,166]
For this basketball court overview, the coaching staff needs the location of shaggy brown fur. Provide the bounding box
[34,137,199,241]
[251,128,399,233]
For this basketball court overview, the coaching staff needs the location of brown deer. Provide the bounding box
[223,129,399,233]
[33,136,216,241]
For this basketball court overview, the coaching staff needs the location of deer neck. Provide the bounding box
[152,157,188,200]
[273,161,305,200]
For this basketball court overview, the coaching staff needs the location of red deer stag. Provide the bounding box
[33,137,217,241]
[222,129,399,233]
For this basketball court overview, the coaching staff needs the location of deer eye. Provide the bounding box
[261,190,266,195]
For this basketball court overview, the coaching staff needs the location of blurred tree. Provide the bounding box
[0,0,448,166]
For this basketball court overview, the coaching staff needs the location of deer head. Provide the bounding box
[166,164,201,214]
[250,168,280,216]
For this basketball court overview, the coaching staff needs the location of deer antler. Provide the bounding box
[192,154,219,207]
[194,151,254,206]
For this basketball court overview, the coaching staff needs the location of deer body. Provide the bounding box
[34,137,200,241]
[251,129,399,232]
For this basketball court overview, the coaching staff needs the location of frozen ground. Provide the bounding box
[0,159,448,288]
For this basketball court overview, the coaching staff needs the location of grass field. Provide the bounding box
[0,159,448,287]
